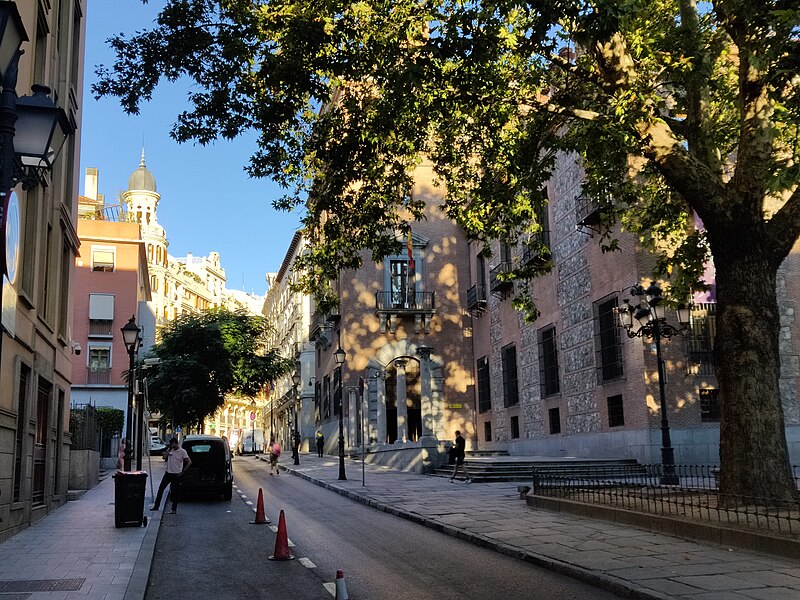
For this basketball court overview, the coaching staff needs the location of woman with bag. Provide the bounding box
[269,437,281,475]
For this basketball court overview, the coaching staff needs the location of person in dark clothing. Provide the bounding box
[449,430,471,483]
[316,431,324,457]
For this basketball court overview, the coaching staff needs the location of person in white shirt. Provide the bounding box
[150,438,191,513]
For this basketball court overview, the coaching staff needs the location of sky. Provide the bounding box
[79,1,301,296]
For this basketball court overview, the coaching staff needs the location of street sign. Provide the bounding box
[175,426,182,433]
[250,411,256,421]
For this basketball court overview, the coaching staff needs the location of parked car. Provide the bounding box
[149,436,167,455]
[238,429,264,454]
[180,435,233,500]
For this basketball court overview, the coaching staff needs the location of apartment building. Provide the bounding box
[0,0,85,541]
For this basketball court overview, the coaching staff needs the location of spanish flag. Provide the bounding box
[407,228,415,270]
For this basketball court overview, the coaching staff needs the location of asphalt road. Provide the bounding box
[146,456,623,599]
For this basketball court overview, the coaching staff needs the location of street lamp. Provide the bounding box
[121,316,141,471]
[292,371,301,464]
[334,345,346,480]
[249,399,257,454]
[615,282,690,485]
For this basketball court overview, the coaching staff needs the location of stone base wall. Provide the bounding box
[69,449,100,490]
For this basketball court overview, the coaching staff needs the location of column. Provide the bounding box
[376,372,387,445]
[347,387,357,448]
[395,359,408,443]
[416,346,434,441]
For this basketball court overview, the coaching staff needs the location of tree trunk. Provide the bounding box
[714,247,798,502]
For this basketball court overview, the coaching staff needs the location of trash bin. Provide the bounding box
[113,470,148,528]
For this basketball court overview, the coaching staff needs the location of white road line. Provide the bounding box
[299,557,316,569]
[269,525,278,533]
[245,500,253,505]
[323,582,336,597]
[287,539,295,547]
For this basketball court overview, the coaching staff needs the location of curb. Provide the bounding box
[279,463,671,600]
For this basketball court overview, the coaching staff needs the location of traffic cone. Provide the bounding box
[268,510,295,560]
[334,570,349,600]
[250,488,270,524]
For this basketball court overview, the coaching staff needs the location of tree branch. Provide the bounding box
[765,186,800,259]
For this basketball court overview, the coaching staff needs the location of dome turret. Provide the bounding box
[127,149,157,192]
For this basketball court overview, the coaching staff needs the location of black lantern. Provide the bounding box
[0,3,26,79]
[15,85,71,173]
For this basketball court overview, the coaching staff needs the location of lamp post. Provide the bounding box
[121,316,141,472]
[335,345,346,480]
[615,282,690,485]
[249,399,257,454]
[291,371,301,464]
[0,3,71,389]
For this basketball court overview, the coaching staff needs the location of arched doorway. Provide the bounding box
[385,359,422,443]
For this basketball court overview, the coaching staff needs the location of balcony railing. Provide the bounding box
[521,232,551,266]
[88,319,113,336]
[375,291,435,312]
[489,261,513,294]
[466,283,488,314]
[86,367,112,385]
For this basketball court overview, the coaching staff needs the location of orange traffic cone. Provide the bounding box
[250,488,270,524]
[334,570,349,600]
[268,510,295,561]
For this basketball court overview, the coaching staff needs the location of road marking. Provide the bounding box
[287,539,295,547]
[323,582,336,597]
[245,500,253,505]
[269,525,278,533]
[299,557,315,569]
[241,495,247,499]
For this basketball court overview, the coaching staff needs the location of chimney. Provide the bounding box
[85,167,99,201]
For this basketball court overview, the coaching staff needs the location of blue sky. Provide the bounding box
[79,1,301,295]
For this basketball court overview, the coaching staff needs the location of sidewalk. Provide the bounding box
[271,455,800,600]
[0,460,164,600]
[2,455,799,600]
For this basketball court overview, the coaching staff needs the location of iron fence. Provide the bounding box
[69,402,100,451]
[532,463,800,538]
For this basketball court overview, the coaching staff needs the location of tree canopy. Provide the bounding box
[143,308,292,427]
[96,1,800,499]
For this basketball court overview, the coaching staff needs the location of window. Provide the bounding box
[13,363,31,502]
[89,294,114,335]
[700,388,720,422]
[323,375,331,419]
[484,421,492,442]
[92,246,115,272]
[596,297,624,381]
[510,416,520,439]
[687,304,717,375]
[20,186,39,299]
[58,237,71,338]
[548,407,561,434]
[477,253,487,286]
[607,395,625,427]
[333,368,341,417]
[88,345,111,384]
[501,344,519,407]
[538,325,560,397]
[389,259,413,308]
[477,357,491,413]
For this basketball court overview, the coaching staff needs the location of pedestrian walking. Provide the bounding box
[449,430,471,483]
[150,438,191,513]
[117,438,126,470]
[316,430,324,457]
[269,437,281,475]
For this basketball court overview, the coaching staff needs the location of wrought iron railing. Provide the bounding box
[532,463,800,538]
[466,283,488,313]
[69,402,101,451]
[87,367,112,384]
[375,291,435,311]
[489,261,513,293]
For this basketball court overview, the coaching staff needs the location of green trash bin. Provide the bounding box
[113,470,148,528]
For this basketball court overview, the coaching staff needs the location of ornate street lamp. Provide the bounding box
[121,316,141,471]
[615,282,690,485]
[334,345,347,480]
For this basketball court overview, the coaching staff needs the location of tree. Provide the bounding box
[144,308,292,427]
[95,1,800,500]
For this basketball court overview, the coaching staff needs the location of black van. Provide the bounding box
[180,435,233,500]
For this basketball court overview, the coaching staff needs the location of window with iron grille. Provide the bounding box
[501,344,519,407]
[549,407,561,434]
[484,421,492,442]
[596,297,624,382]
[13,364,31,502]
[700,388,720,422]
[687,303,717,375]
[538,325,560,397]
[607,394,625,427]
[333,368,341,416]
[477,357,491,413]
[323,375,331,419]
[510,416,520,439]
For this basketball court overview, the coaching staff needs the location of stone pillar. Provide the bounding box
[347,387,357,447]
[376,372,387,445]
[395,359,408,443]
[416,346,434,440]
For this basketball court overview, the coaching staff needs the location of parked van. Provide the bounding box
[238,429,264,454]
[180,434,233,500]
